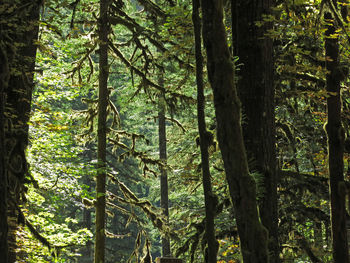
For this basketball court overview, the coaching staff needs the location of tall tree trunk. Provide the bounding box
[1,1,40,261]
[153,6,171,255]
[0,24,9,263]
[95,0,109,262]
[200,1,269,262]
[232,1,279,262]
[192,0,217,262]
[324,10,349,263]
[158,92,171,256]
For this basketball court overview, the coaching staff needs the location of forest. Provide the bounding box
[1,0,350,262]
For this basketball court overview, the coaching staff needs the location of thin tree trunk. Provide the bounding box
[232,1,279,261]
[324,10,349,263]
[94,0,109,262]
[314,200,323,248]
[83,176,93,262]
[153,7,171,255]
[0,29,9,263]
[83,206,93,262]
[158,92,171,256]
[200,1,269,262]
[192,0,217,262]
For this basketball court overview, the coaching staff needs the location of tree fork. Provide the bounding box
[192,0,218,261]
[200,0,269,262]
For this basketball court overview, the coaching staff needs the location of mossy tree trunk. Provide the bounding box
[192,0,218,261]
[1,1,40,262]
[324,10,349,263]
[200,0,269,262]
[232,1,279,261]
[95,0,109,262]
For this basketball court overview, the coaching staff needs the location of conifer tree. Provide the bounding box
[232,0,279,261]
[201,0,269,262]
[324,7,349,263]
[95,0,109,262]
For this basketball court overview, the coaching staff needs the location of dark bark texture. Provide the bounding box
[158,93,171,256]
[0,18,10,263]
[192,0,218,261]
[324,10,349,263]
[232,1,279,261]
[201,0,269,262]
[1,1,40,262]
[95,0,109,262]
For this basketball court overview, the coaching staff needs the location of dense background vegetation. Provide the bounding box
[1,0,350,262]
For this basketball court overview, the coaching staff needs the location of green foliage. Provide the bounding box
[10,0,350,262]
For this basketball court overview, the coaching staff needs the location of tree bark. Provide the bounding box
[0,22,9,263]
[192,0,218,262]
[158,92,171,256]
[153,6,171,255]
[1,1,40,261]
[324,10,349,263]
[232,1,279,262]
[95,0,109,262]
[200,1,269,262]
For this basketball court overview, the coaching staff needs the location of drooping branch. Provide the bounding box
[146,115,186,133]
[325,0,350,45]
[108,41,165,92]
[108,134,163,177]
[16,206,84,251]
[109,41,195,104]
[108,8,193,70]
[135,0,166,18]
[107,173,178,242]
[66,42,97,84]
[281,72,325,86]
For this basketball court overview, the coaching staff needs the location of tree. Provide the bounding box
[0,1,40,261]
[95,0,109,262]
[5,0,350,262]
[0,18,9,263]
[324,6,349,263]
[200,0,269,262]
[158,91,171,256]
[192,0,218,262]
[232,0,279,261]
